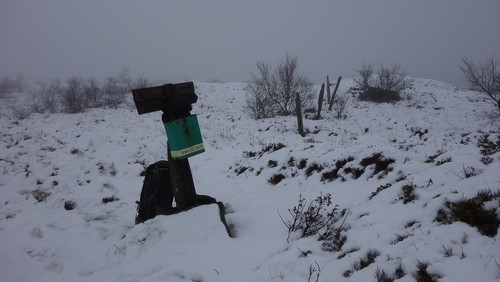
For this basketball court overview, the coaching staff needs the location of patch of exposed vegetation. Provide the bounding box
[64,200,76,210]
[436,189,500,237]
[343,166,365,180]
[399,183,418,204]
[268,173,286,185]
[243,143,286,158]
[478,134,500,156]
[344,249,380,277]
[321,157,354,182]
[305,163,324,177]
[369,183,392,200]
[359,152,395,177]
[414,261,440,282]
[102,195,119,204]
[425,151,444,163]
[31,190,51,203]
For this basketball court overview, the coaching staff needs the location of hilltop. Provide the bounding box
[1,78,499,281]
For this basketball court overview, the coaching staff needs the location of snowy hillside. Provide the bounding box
[1,78,499,282]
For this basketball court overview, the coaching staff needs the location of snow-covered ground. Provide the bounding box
[1,78,499,282]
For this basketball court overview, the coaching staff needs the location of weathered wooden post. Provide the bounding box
[296,92,305,137]
[316,83,325,119]
[132,82,205,211]
[328,76,342,111]
[131,83,233,236]
[326,75,332,103]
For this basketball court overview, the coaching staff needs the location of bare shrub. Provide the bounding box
[8,103,31,120]
[102,77,126,108]
[246,62,276,119]
[353,63,374,91]
[279,193,338,243]
[307,261,321,282]
[132,75,150,89]
[30,79,63,114]
[461,55,500,118]
[116,66,134,91]
[354,63,410,101]
[376,64,410,93]
[61,76,87,113]
[82,77,101,108]
[332,94,349,119]
[246,54,313,119]
[102,67,136,108]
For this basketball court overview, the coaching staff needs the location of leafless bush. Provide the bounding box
[332,94,349,119]
[353,63,374,91]
[246,62,276,119]
[101,67,138,108]
[354,63,410,94]
[132,75,150,89]
[30,79,63,114]
[460,56,500,118]
[376,64,410,93]
[307,261,321,282]
[6,67,149,117]
[61,76,87,113]
[102,77,126,108]
[82,77,101,108]
[7,102,31,120]
[246,54,313,119]
[279,193,338,243]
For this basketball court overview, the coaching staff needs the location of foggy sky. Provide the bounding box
[1,0,499,86]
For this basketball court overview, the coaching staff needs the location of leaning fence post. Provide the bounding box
[328,76,342,111]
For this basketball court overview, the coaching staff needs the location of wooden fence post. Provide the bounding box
[296,92,305,137]
[328,76,342,111]
[326,75,332,103]
[316,83,325,119]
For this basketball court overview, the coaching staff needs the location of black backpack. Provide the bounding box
[135,160,174,224]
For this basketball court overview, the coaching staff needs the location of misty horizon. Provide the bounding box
[1,0,499,87]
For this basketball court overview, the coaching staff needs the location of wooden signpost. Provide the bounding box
[132,82,204,211]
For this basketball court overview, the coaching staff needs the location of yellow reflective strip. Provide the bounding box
[170,143,205,158]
